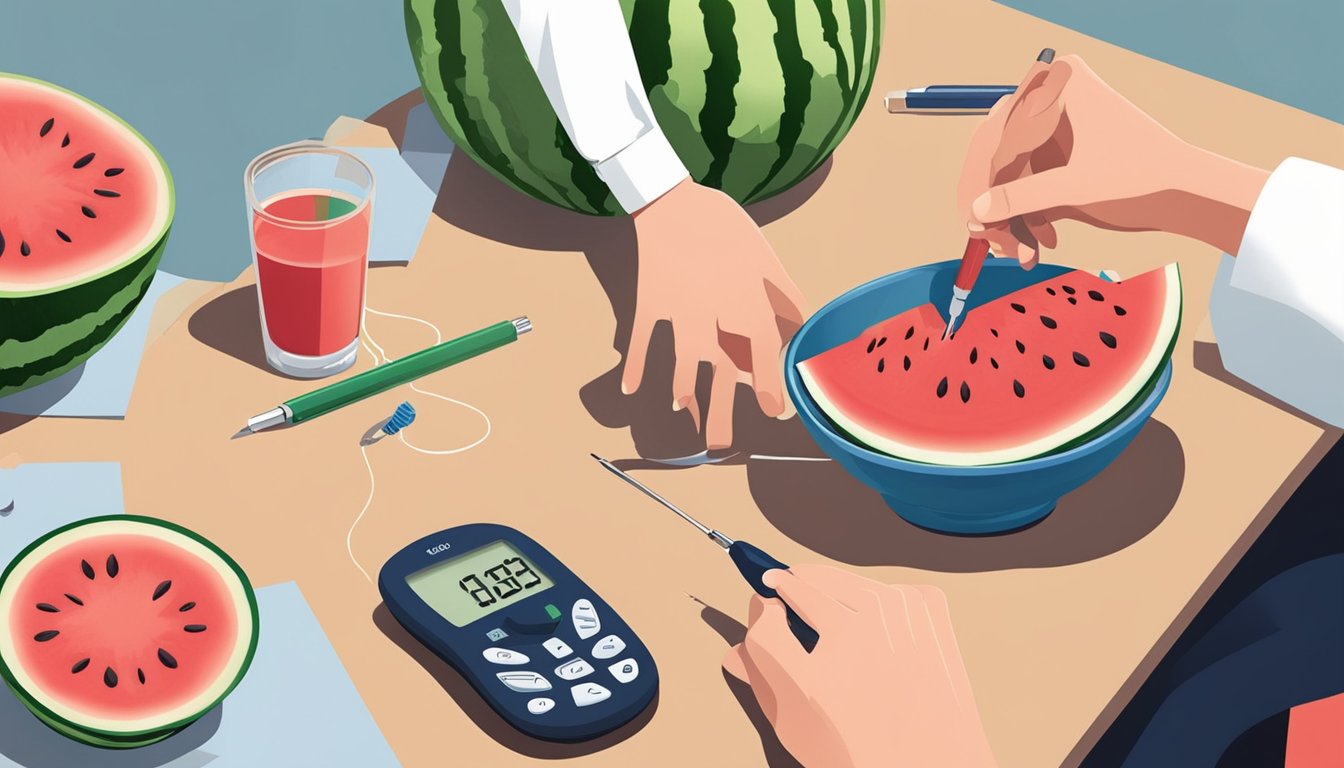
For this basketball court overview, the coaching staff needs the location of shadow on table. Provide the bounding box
[691,596,803,768]
[0,685,221,768]
[1193,341,1334,430]
[372,603,656,758]
[188,285,305,379]
[747,419,1185,571]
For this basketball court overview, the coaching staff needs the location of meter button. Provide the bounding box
[496,671,551,692]
[571,683,611,707]
[572,599,601,639]
[483,648,529,665]
[542,638,574,659]
[485,628,508,642]
[608,659,639,684]
[591,635,626,659]
[526,697,555,715]
[555,658,594,680]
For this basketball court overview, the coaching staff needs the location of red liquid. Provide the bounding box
[253,190,370,356]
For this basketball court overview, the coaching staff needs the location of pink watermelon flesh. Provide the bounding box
[9,533,239,723]
[797,264,1181,465]
[0,76,162,290]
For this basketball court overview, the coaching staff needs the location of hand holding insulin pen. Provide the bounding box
[237,316,532,435]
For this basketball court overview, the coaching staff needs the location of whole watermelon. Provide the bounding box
[406,0,882,215]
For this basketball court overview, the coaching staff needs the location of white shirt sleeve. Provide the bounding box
[500,0,690,213]
[1209,157,1344,426]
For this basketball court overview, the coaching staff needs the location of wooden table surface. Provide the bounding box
[5,1,1342,765]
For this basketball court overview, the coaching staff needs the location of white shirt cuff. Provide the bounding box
[1208,157,1344,426]
[593,128,689,213]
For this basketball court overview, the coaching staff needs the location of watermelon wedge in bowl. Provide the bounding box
[786,260,1179,534]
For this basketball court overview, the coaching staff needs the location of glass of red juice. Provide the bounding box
[244,141,374,378]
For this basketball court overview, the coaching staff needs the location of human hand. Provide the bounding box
[958,54,1270,265]
[625,178,806,449]
[722,566,996,768]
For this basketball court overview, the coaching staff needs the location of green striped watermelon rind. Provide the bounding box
[0,515,259,747]
[0,72,174,398]
[404,0,882,216]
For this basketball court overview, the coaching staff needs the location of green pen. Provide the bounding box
[236,316,532,436]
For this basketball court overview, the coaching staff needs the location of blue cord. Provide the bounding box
[381,402,417,436]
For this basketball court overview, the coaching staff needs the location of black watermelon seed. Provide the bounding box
[1013,380,1025,398]
[179,602,196,612]
[56,229,71,243]
[40,118,54,137]
[71,658,90,674]
[866,338,875,354]
[902,355,911,371]
[1073,351,1091,367]
[106,554,119,578]
[922,337,929,351]
[990,328,999,337]
[73,152,96,169]
[969,347,978,364]
[34,630,59,642]
[0,229,5,256]
[158,648,178,669]
[1010,303,1026,314]
[1088,290,1105,301]
[105,167,124,177]
[904,325,915,340]
[1067,297,1077,305]
[138,668,146,684]
[959,381,971,403]
[1046,287,1056,296]
[877,358,885,373]
[1062,285,1076,295]
[1114,305,1127,316]
[81,560,95,580]
[36,603,59,613]
[94,189,120,198]
[81,206,97,219]
[1100,332,1117,349]
[61,133,70,148]
[104,667,118,688]
[1015,340,1026,354]
[990,357,999,369]
[876,336,887,348]
[153,580,172,601]
[20,241,31,257]
[184,624,207,633]
[1042,355,1055,370]
[65,593,83,606]
[1040,315,1058,329]
[936,377,948,398]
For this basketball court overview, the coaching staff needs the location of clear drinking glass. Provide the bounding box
[244,141,374,378]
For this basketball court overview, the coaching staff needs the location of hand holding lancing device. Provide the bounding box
[723,565,997,768]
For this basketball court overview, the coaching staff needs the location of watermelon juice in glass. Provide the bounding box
[244,141,374,378]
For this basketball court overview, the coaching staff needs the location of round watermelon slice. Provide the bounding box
[0,516,258,748]
[797,263,1181,466]
[0,73,174,397]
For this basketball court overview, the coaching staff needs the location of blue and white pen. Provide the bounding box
[885,85,1017,114]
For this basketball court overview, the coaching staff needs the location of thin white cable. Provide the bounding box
[345,305,492,582]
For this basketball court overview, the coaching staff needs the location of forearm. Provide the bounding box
[1169,144,1271,256]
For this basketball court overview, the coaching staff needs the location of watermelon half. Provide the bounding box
[0,73,174,398]
[406,0,882,215]
[0,516,258,748]
[797,264,1181,466]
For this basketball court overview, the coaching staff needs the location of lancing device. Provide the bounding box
[885,85,1016,114]
[591,454,820,652]
[237,316,532,436]
[943,238,991,341]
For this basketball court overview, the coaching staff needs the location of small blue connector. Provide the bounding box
[381,402,417,436]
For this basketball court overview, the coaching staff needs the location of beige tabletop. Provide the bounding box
[5,1,1343,766]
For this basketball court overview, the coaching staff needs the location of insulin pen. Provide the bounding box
[237,316,532,436]
[885,85,1016,113]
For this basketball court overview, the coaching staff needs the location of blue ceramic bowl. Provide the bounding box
[785,259,1172,535]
